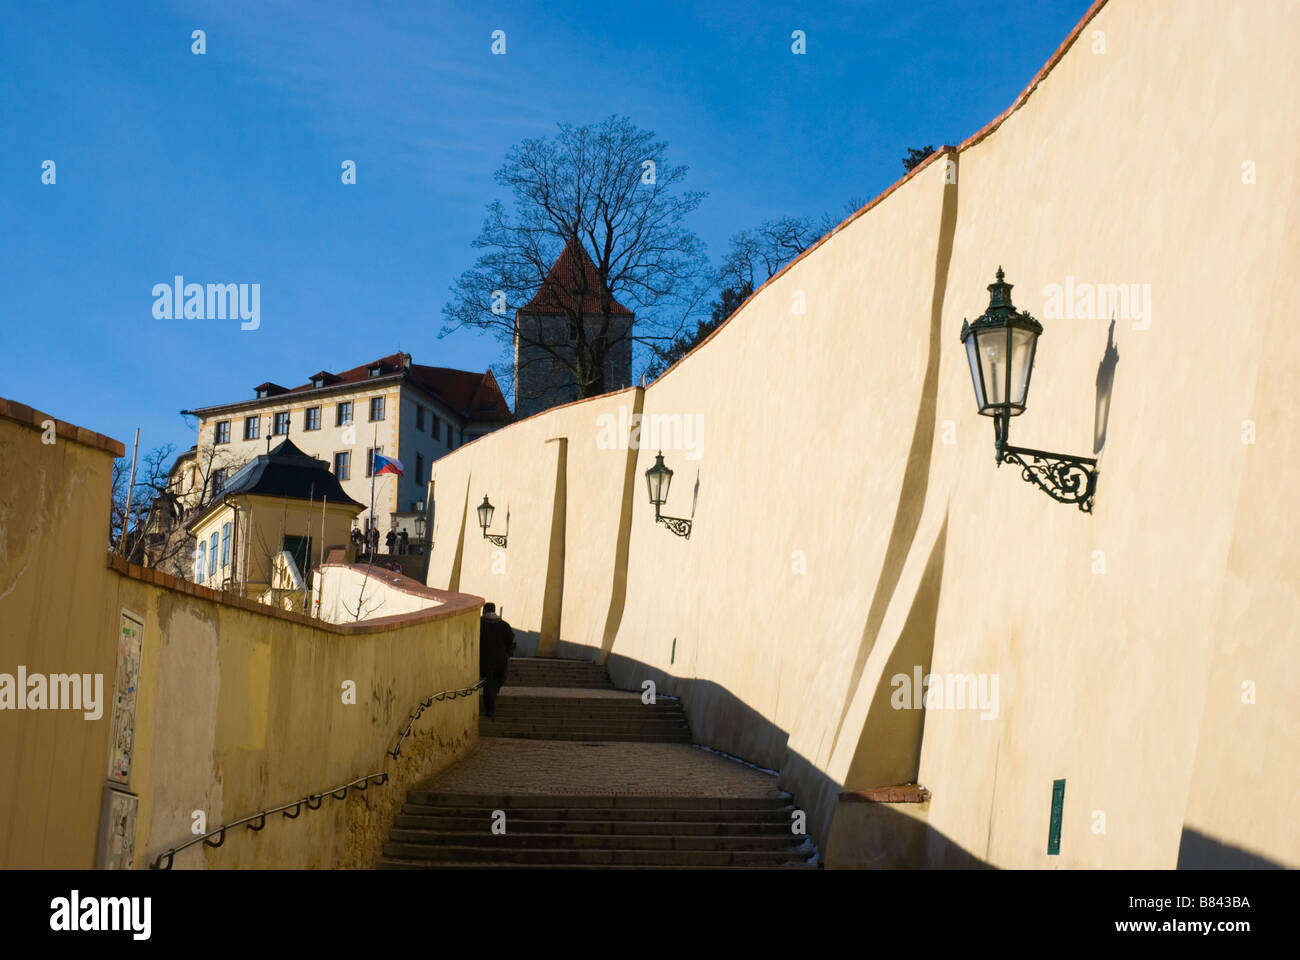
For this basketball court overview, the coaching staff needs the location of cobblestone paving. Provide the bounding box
[419,738,785,799]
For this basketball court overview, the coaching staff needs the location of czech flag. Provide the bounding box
[373,453,404,477]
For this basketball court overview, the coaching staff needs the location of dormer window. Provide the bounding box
[312,376,325,389]
[368,365,383,378]
[256,387,269,399]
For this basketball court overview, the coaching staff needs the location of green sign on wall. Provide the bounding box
[1047,779,1066,855]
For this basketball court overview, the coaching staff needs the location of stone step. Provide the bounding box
[377,858,817,870]
[387,822,790,842]
[380,842,814,867]
[490,706,684,717]
[401,803,795,822]
[493,697,682,708]
[393,814,796,835]
[482,716,689,727]
[476,731,694,743]
[404,792,792,810]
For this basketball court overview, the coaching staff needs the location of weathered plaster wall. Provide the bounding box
[0,401,124,868]
[0,400,483,869]
[118,571,479,869]
[423,0,1299,868]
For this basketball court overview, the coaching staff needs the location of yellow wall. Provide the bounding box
[0,398,483,869]
[424,0,1300,868]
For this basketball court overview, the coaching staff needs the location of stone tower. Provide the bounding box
[513,242,634,419]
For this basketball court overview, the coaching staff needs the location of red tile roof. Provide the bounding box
[521,241,633,316]
[274,354,511,421]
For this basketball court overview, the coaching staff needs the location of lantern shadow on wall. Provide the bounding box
[959,268,1103,513]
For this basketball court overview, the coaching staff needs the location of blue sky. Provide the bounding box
[0,0,1090,457]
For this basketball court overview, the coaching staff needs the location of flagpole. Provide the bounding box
[369,424,377,555]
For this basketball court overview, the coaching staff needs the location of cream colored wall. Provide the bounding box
[423,0,1299,868]
[315,562,444,624]
[426,395,640,655]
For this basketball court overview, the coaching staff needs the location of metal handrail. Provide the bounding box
[149,678,486,869]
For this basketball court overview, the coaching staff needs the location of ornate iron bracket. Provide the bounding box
[655,514,693,539]
[483,533,507,548]
[993,414,1097,513]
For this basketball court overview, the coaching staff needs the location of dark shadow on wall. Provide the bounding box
[538,437,567,656]
[448,474,471,593]
[1093,318,1120,455]
[598,647,990,867]
[842,513,949,793]
[830,152,960,760]
[595,387,645,665]
[1177,828,1286,869]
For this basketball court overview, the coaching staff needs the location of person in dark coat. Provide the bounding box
[479,603,515,718]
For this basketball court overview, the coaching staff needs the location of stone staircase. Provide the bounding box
[503,657,613,688]
[377,656,817,869]
[380,790,812,868]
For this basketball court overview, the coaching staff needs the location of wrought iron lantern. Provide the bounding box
[414,500,426,541]
[477,495,507,547]
[960,268,1098,512]
[644,451,692,539]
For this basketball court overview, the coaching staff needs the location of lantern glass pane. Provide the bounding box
[646,464,671,505]
[478,501,493,529]
[1010,327,1037,410]
[977,327,1011,407]
[965,334,987,412]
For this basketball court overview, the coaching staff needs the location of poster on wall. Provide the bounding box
[96,786,138,870]
[107,610,143,785]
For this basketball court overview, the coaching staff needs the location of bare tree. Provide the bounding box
[112,442,247,577]
[441,115,712,405]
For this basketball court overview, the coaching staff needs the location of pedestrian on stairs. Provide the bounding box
[479,602,515,718]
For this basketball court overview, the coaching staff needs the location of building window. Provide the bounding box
[221,522,231,568]
[431,414,441,443]
[448,427,456,450]
[337,402,353,426]
[273,412,290,435]
[305,407,321,431]
[195,540,206,582]
[209,532,219,577]
[334,451,350,481]
[369,396,385,421]
[244,416,259,440]
[283,535,312,579]
[415,454,424,484]
[415,405,425,430]
[368,365,382,378]
[215,421,230,444]
[365,446,383,478]
[212,468,227,492]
